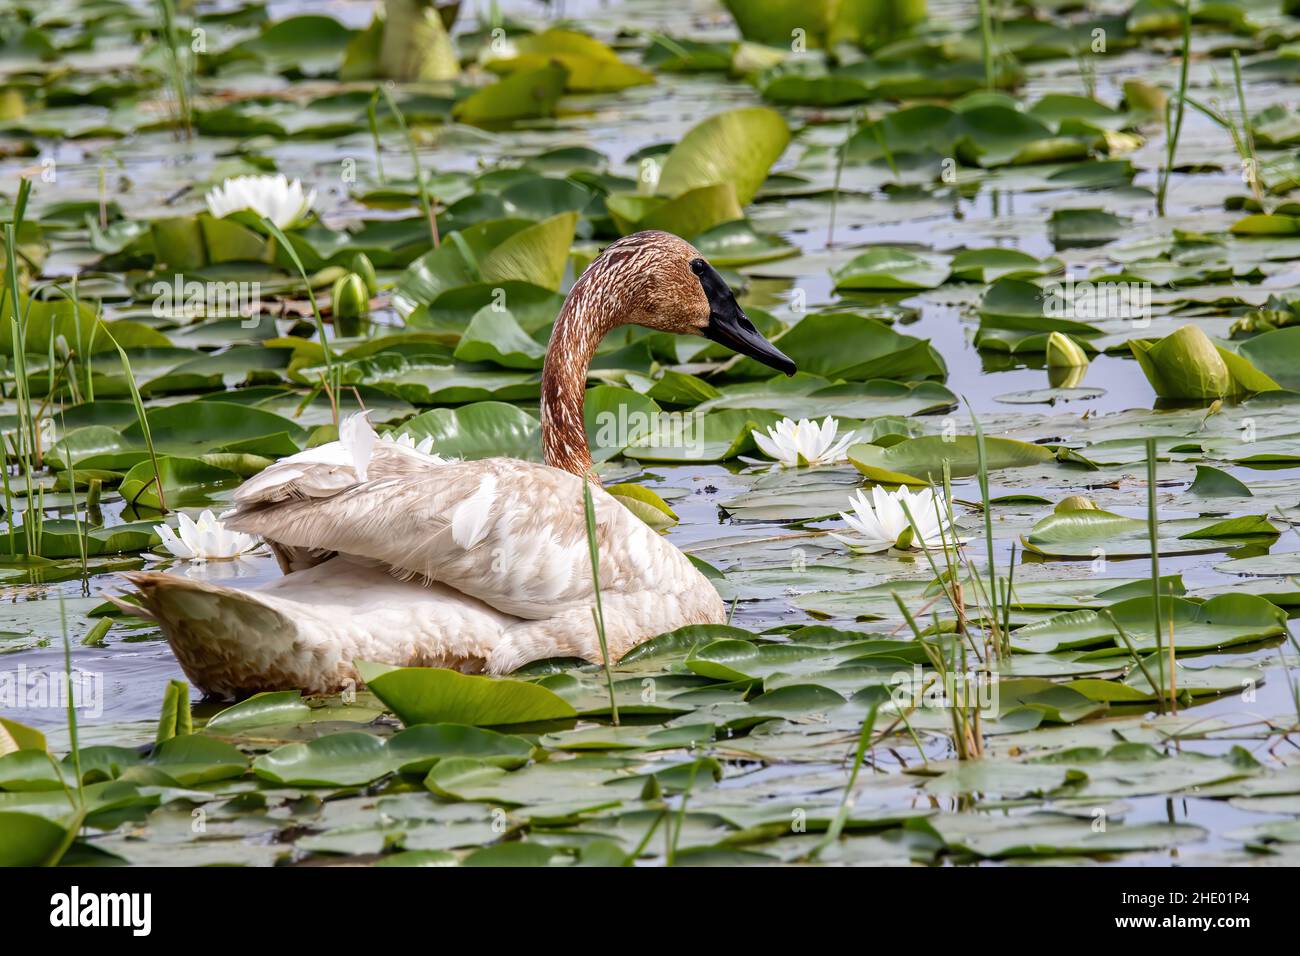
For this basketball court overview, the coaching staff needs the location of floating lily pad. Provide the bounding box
[848,435,1056,486]
[359,662,578,727]
[1022,508,1279,559]
[1013,594,1287,655]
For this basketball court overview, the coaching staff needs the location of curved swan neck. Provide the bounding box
[541,232,701,479]
[540,271,623,479]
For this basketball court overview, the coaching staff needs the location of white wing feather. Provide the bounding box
[223,413,704,619]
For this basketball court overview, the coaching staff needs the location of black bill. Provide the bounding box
[693,258,796,376]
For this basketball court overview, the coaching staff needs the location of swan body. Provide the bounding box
[115,231,795,697]
[121,432,722,695]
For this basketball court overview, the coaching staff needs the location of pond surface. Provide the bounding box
[3,0,1300,866]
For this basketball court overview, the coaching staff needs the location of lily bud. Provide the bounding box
[1055,495,1099,513]
[332,272,370,320]
[1045,331,1089,368]
[332,272,370,336]
[349,252,378,296]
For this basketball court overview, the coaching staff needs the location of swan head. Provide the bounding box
[582,230,797,376]
[541,231,797,479]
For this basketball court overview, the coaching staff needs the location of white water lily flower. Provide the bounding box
[381,430,437,456]
[155,510,261,562]
[830,486,962,552]
[204,174,316,229]
[752,416,857,467]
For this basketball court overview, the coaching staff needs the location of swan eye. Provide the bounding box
[690,258,706,276]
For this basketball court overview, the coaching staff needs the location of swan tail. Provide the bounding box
[114,572,351,698]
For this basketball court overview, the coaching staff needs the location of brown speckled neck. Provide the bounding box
[541,234,685,480]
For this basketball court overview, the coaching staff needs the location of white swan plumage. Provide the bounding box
[113,231,796,697]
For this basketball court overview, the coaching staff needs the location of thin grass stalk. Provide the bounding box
[582,482,619,725]
[1105,609,1163,706]
[1077,51,1096,99]
[1231,51,1264,207]
[78,279,95,404]
[873,122,899,182]
[928,470,984,664]
[260,218,338,424]
[893,592,971,760]
[5,229,38,554]
[977,0,996,91]
[644,31,691,65]
[4,183,33,442]
[1001,541,1017,643]
[105,328,167,513]
[59,600,84,804]
[1156,1,1192,215]
[967,404,1003,655]
[1176,93,1234,131]
[1146,438,1165,707]
[44,302,56,439]
[43,793,86,868]
[958,568,995,666]
[809,703,879,860]
[898,489,981,685]
[938,464,959,585]
[1279,630,1300,731]
[666,760,700,866]
[920,605,971,756]
[827,109,861,248]
[10,174,30,228]
[1205,64,1262,216]
[1167,578,1178,714]
[2,180,33,554]
[97,166,107,230]
[367,90,386,183]
[629,809,666,864]
[155,0,193,137]
[898,497,961,621]
[933,611,974,759]
[70,277,84,403]
[897,707,928,765]
[380,85,440,248]
[941,603,982,757]
[1,433,14,555]
[44,599,87,866]
[63,431,88,581]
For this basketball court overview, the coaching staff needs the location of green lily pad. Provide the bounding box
[1022,508,1279,559]
[359,662,578,727]
[400,402,541,461]
[452,306,547,369]
[731,313,945,382]
[205,691,312,734]
[118,456,242,510]
[656,106,791,206]
[452,64,567,127]
[848,435,1056,486]
[149,735,247,786]
[0,811,68,866]
[254,732,395,787]
[1013,593,1288,655]
[833,247,951,291]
